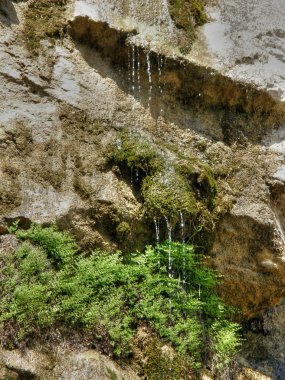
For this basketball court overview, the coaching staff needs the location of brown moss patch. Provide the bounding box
[23,0,69,53]
[169,0,208,30]
[130,327,195,380]
[0,169,22,214]
[168,0,208,53]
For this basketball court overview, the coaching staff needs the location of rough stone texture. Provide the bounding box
[240,301,285,380]
[192,0,285,100]
[72,0,285,102]
[0,0,285,379]
[0,346,139,380]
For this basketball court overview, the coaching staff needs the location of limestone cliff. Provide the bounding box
[0,0,285,379]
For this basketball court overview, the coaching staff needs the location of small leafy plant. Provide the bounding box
[0,225,241,372]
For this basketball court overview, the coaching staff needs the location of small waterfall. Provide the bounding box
[154,217,160,245]
[180,211,186,287]
[164,216,172,278]
[180,211,185,244]
[146,52,152,108]
[127,45,131,94]
[137,48,141,97]
[131,44,136,94]
[158,54,164,114]
[154,218,160,265]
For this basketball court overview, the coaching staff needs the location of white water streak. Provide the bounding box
[164,216,172,278]
[146,52,152,108]
[137,48,141,97]
[180,211,186,287]
[158,55,164,114]
[132,44,135,93]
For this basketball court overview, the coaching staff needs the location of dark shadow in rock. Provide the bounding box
[0,0,19,25]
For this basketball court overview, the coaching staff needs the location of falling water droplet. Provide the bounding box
[180,211,185,244]
[132,44,135,94]
[146,52,152,108]
[180,211,186,287]
[137,48,141,98]
[154,218,160,245]
[130,167,134,189]
[158,54,164,114]
[127,45,131,94]
[154,218,160,266]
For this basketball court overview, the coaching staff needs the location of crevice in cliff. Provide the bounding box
[69,16,285,144]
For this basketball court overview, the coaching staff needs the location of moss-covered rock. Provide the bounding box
[142,169,198,217]
[23,0,68,53]
[112,130,217,246]
[113,131,164,176]
[169,0,208,33]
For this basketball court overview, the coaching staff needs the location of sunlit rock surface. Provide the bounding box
[0,0,285,379]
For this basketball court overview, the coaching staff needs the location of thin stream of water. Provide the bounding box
[164,215,172,278]
[146,52,152,108]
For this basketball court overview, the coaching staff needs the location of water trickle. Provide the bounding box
[154,218,160,266]
[130,167,134,189]
[164,216,172,278]
[135,168,139,182]
[137,48,141,97]
[154,218,160,245]
[131,44,136,94]
[158,54,164,114]
[127,45,131,94]
[146,52,152,108]
[180,211,186,287]
[180,211,185,244]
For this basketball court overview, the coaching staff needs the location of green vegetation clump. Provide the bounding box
[142,169,198,217]
[169,0,208,31]
[113,131,164,175]
[23,0,68,53]
[0,225,241,372]
[168,0,208,53]
[112,131,216,223]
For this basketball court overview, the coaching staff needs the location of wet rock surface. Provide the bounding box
[0,0,285,379]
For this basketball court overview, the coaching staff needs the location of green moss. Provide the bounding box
[176,160,217,210]
[142,335,193,380]
[169,0,208,32]
[116,221,131,242]
[113,131,164,175]
[192,0,208,25]
[112,131,217,232]
[23,0,68,53]
[0,172,22,214]
[142,169,198,217]
[106,368,118,380]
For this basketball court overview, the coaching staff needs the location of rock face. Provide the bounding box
[0,0,285,378]
[0,345,139,380]
[192,0,285,100]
